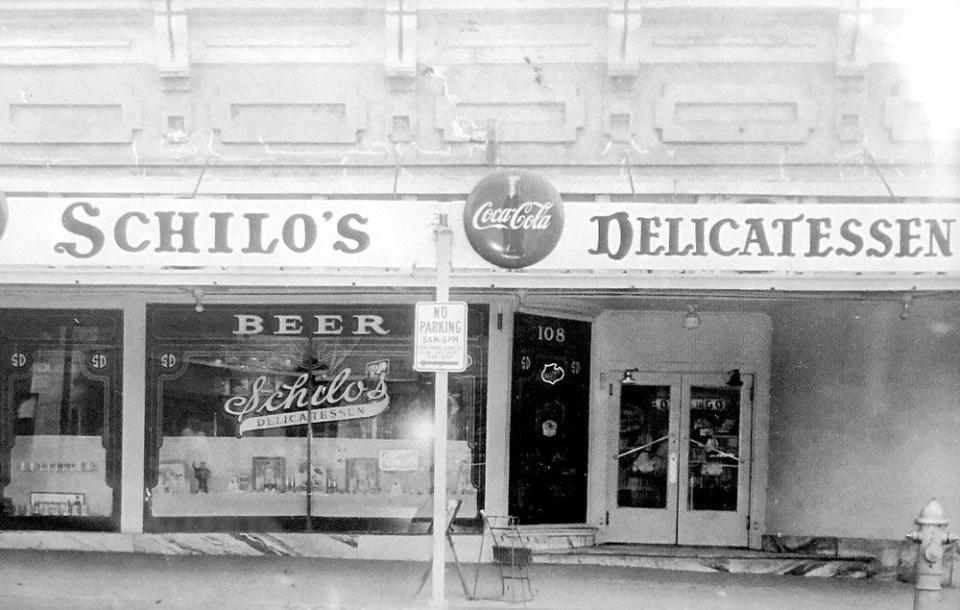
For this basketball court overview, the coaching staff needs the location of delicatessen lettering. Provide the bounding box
[589,212,954,260]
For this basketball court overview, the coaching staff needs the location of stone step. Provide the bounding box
[515,525,598,552]
[533,544,878,579]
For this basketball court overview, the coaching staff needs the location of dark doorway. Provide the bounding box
[508,313,590,524]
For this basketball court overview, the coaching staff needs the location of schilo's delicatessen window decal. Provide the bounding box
[144,305,487,532]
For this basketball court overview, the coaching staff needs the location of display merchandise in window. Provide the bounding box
[144,304,487,532]
[0,310,123,529]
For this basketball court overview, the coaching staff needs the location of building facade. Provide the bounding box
[0,0,957,580]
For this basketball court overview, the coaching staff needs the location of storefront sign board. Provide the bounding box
[5,197,955,279]
[414,301,468,372]
[1,198,437,270]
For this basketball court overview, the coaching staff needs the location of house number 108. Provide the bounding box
[537,325,566,343]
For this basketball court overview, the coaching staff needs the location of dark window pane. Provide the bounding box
[1,310,122,526]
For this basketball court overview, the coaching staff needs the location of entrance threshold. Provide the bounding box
[533,543,878,579]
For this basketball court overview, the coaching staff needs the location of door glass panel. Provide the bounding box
[617,385,670,509]
[687,386,740,511]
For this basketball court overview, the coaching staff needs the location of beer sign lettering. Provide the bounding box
[232,314,389,336]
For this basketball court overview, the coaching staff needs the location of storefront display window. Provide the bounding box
[0,310,123,529]
[144,304,487,533]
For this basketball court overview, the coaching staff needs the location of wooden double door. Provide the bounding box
[607,372,753,546]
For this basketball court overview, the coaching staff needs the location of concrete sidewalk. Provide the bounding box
[0,549,957,609]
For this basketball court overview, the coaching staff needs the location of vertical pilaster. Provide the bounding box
[607,0,641,79]
[386,1,418,146]
[119,295,146,533]
[835,1,872,144]
[154,0,192,145]
[484,298,514,517]
[605,1,642,155]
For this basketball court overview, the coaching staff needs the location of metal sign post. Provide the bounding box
[305,375,314,531]
[415,211,469,606]
[429,214,452,606]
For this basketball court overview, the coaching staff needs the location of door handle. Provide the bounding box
[616,434,669,460]
[687,437,744,463]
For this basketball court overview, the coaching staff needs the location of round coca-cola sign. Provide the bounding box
[463,172,563,269]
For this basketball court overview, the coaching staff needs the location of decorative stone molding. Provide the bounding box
[695,195,802,206]
[833,2,872,143]
[154,0,190,90]
[603,100,635,144]
[385,0,418,83]
[387,97,416,144]
[0,37,141,66]
[607,0,641,79]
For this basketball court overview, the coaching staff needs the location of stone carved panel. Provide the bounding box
[423,13,603,64]
[639,16,832,63]
[190,13,372,64]
[654,84,816,144]
[210,91,367,145]
[435,70,585,144]
[0,15,151,65]
[0,84,142,144]
[883,94,942,143]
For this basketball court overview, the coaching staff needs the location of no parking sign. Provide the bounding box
[413,301,468,372]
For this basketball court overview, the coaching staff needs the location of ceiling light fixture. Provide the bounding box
[899,293,913,320]
[726,369,743,388]
[193,288,205,313]
[682,303,701,330]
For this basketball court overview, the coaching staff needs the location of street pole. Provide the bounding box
[431,212,452,607]
[305,372,313,531]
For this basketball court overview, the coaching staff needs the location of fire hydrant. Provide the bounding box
[906,499,957,610]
